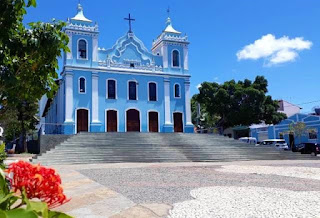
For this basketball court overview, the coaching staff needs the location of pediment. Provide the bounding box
[105,33,154,66]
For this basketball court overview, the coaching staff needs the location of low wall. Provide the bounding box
[39,135,72,154]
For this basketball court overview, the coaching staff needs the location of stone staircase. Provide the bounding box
[32,133,316,165]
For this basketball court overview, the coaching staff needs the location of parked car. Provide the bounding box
[299,143,320,156]
[239,137,257,145]
[292,143,305,152]
[259,139,289,150]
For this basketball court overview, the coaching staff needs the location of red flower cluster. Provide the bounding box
[6,161,70,208]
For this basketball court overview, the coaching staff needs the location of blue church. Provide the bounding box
[42,4,193,134]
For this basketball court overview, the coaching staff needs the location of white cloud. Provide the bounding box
[213,77,219,81]
[196,84,202,89]
[237,34,312,66]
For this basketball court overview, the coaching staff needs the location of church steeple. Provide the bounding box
[71,3,92,23]
[163,8,181,34]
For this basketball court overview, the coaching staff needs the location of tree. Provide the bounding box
[0,0,69,151]
[195,76,286,130]
[191,95,220,129]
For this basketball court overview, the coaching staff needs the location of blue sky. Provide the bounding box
[24,0,320,113]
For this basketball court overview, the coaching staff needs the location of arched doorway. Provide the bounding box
[77,109,89,133]
[106,110,117,132]
[173,112,183,133]
[126,109,140,132]
[148,111,159,132]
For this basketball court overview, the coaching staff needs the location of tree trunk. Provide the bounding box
[20,110,27,153]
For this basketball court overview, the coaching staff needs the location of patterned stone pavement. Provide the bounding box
[52,160,320,217]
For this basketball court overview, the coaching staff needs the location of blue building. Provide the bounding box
[250,113,320,146]
[42,4,193,134]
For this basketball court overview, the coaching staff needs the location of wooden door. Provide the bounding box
[77,109,88,133]
[127,109,140,132]
[173,112,183,133]
[107,110,117,132]
[149,112,159,132]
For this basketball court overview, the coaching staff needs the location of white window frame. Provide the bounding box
[78,76,86,94]
[77,38,89,60]
[148,81,158,102]
[106,79,117,100]
[174,83,181,99]
[127,80,138,101]
[171,49,181,68]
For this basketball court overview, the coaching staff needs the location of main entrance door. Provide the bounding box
[127,109,140,132]
[107,110,117,132]
[77,109,88,133]
[173,112,183,132]
[149,111,159,132]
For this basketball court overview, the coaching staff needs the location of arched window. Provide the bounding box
[172,50,180,67]
[128,81,137,100]
[78,39,87,59]
[107,79,116,99]
[79,77,86,93]
[149,82,157,101]
[174,84,180,98]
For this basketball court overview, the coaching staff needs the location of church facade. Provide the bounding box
[42,4,193,134]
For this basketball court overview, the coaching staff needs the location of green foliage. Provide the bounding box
[191,95,220,129]
[0,169,73,218]
[195,76,287,130]
[0,143,6,169]
[0,0,69,151]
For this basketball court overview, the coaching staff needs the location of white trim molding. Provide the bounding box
[65,72,74,122]
[77,38,89,60]
[147,81,158,102]
[125,107,142,132]
[66,32,73,59]
[184,80,192,125]
[164,78,172,125]
[92,72,99,123]
[105,108,119,132]
[183,46,189,70]
[92,35,98,62]
[106,78,117,100]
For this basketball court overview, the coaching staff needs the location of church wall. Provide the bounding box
[97,72,166,132]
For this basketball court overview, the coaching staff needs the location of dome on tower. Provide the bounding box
[71,3,92,23]
[164,17,181,34]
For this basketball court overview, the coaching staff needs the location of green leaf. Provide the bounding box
[48,210,74,218]
[27,0,37,7]
[0,169,9,198]
[27,201,49,218]
[0,193,19,210]
[0,208,38,218]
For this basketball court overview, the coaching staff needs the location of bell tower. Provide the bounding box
[64,3,99,67]
[151,10,189,74]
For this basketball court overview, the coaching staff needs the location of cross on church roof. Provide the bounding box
[124,13,135,33]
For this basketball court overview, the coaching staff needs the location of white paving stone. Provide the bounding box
[217,165,320,180]
[169,186,320,218]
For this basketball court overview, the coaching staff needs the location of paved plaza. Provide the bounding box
[54,160,320,217]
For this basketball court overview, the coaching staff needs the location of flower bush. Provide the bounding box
[0,161,72,218]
